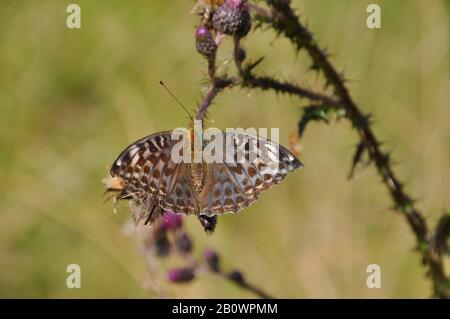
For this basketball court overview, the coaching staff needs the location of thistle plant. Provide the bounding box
[125,0,449,298]
[131,209,273,298]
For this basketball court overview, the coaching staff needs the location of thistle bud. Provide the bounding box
[154,229,171,257]
[212,0,251,37]
[195,26,217,60]
[167,267,195,283]
[161,210,183,231]
[229,270,244,284]
[175,232,193,254]
[203,249,220,272]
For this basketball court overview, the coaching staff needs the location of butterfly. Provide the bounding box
[105,128,302,232]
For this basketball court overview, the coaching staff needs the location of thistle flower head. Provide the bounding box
[161,210,183,231]
[167,267,195,283]
[196,26,209,38]
[212,0,251,37]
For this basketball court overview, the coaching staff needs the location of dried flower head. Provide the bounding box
[199,0,224,7]
[212,0,251,37]
[128,192,163,225]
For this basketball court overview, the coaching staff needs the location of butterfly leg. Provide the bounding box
[144,201,158,226]
[198,214,218,233]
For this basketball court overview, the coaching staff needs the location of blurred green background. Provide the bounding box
[0,0,449,298]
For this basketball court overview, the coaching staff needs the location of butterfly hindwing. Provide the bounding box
[161,162,198,215]
[198,163,247,215]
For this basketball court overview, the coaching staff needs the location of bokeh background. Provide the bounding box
[0,0,449,298]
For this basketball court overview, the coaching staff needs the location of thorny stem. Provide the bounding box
[234,34,340,106]
[207,56,216,80]
[218,74,340,107]
[195,77,234,121]
[197,37,339,121]
[239,73,340,107]
[217,271,273,299]
[257,0,449,298]
[175,225,274,298]
[190,0,449,298]
[233,36,245,75]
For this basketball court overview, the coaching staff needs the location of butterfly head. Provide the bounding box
[102,175,125,193]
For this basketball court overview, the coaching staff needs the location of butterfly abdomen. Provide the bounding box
[191,163,206,193]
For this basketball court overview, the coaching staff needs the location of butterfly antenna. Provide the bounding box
[159,81,193,121]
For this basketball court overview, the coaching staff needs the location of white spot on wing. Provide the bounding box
[159,136,165,147]
[265,143,279,153]
[130,152,140,167]
[128,146,139,158]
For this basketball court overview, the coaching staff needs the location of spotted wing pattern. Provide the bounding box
[110,131,198,222]
[110,131,172,195]
[160,161,199,215]
[198,132,302,215]
[109,130,302,220]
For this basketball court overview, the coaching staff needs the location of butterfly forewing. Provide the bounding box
[110,131,173,185]
[196,132,302,215]
[110,131,199,218]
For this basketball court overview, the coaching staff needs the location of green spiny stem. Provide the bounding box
[259,0,449,298]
